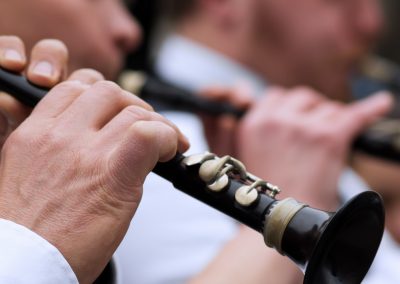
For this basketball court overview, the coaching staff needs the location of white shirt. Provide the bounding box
[366,232,400,284]
[155,34,267,96]
[0,219,78,284]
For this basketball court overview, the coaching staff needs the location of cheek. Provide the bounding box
[292,4,363,60]
[46,9,114,70]
[0,2,63,46]
[6,1,96,48]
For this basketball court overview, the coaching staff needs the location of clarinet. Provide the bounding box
[118,71,244,116]
[119,70,400,163]
[0,67,385,284]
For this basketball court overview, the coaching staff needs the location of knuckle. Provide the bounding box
[130,122,154,145]
[292,85,315,94]
[132,120,176,147]
[160,123,177,139]
[35,126,66,149]
[93,80,121,93]
[72,68,104,80]
[239,117,258,135]
[145,102,154,112]
[5,125,64,153]
[260,113,287,130]
[122,105,151,121]
[148,111,165,121]
[35,39,68,55]
[242,113,280,135]
[308,127,343,151]
[291,86,320,98]
[326,101,343,111]
[3,128,25,150]
[92,80,122,97]
[286,120,307,139]
[265,86,285,96]
[122,90,154,111]
[53,80,88,93]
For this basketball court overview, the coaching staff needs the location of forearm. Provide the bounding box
[189,226,303,284]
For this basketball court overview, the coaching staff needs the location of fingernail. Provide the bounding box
[3,49,23,62]
[32,61,53,77]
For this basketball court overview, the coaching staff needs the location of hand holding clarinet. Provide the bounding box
[0,36,189,284]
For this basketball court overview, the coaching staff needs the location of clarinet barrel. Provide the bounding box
[0,68,386,283]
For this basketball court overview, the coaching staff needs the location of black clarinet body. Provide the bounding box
[0,67,386,283]
[154,152,384,282]
[119,71,244,116]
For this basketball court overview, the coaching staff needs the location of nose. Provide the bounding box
[111,5,143,54]
[352,0,384,43]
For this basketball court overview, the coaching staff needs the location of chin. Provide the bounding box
[105,60,123,81]
[315,78,351,102]
[95,61,121,81]
[104,68,120,81]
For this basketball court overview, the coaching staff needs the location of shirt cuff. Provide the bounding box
[0,218,78,284]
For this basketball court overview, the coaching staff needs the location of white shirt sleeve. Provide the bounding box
[0,218,78,284]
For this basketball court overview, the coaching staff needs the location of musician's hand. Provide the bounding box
[236,87,393,210]
[0,80,189,283]
[0,36,68,146]
[200,86,251,156]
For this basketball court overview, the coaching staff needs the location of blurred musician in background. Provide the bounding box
[148,0,383,99]
[116,0,396,283]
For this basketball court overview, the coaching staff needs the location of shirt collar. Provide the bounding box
[155,34,267,97]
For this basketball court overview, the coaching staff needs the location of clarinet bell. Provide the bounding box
[265,191,384,284]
